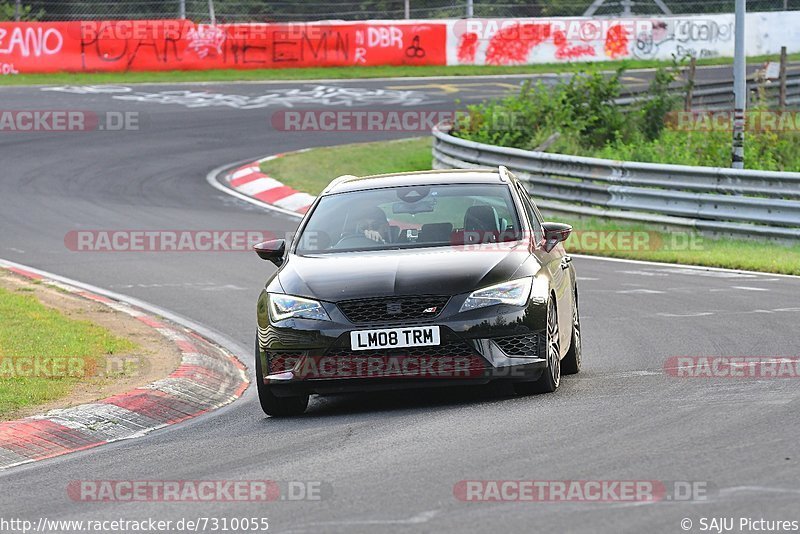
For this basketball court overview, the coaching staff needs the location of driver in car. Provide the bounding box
[351,206,391,243]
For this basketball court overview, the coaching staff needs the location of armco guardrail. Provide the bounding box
[432,124,800,240]
[617,72,800,110]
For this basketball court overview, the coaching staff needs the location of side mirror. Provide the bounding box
[541,222,572,253]
[254,239,286,266]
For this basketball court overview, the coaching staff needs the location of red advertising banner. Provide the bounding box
[0,20,446,74]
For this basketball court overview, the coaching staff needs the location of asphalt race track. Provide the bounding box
[1,67,799,533]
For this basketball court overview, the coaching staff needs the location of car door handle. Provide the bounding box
[560,256,572,270]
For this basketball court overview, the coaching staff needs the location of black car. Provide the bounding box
[253,166,581,416]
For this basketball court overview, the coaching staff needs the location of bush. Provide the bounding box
[453,66,800,171]
[0,2,44,21]
[454,69,631,151]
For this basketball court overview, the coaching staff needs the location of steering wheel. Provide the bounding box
[333,234,382,249]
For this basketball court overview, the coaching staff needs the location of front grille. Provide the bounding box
[494,334,540,356]
[337,295,450,324]
[266,351,305,374]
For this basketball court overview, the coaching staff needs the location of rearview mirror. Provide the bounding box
[541,222,572,253]
[392,199,436,214]
[254,239,286,266]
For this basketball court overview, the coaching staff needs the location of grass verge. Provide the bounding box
[553,217,800,275]
[260,138,800,276]
[262,137,432,195]
[0,285,136,418]
[2,54,796,86]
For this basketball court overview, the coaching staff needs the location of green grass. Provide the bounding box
[262,137,432,195]
[0,286,136,419]
[555,217,800,276]
[2,53,797,86]
[261,138,800,276]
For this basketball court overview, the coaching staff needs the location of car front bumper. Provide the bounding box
[256,290,549,396]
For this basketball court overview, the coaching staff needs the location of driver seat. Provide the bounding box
[463,205,499,243]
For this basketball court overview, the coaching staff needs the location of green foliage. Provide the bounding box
[455,70,631,151]
[0,2,44,21]
[454,67,800,171]
[637,65,681,141]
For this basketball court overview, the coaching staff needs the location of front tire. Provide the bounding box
[514,298,560,395]
[562,288,582,375]
[255,340,309,417]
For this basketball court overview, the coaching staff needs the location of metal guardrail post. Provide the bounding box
[780,47,788,111]
[731,0,747,169]
[685,57,696,111]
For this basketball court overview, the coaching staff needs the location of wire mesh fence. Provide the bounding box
[0,0,798,22]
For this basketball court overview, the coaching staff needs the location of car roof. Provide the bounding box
[321,168,512,195]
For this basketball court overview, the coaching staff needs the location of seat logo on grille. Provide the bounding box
[386,302,403,314]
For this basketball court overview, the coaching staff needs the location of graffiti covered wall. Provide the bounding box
[0,13,797,74]
[0,20,445,74]
[446,12,800,66]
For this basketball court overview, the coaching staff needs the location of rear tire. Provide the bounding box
[255,340,309,417]
[514,298,560,395]
[562,288,582,375]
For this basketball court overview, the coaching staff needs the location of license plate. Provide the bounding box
[350,326,440,351]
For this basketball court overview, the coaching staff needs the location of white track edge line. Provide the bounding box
[570,254,800,280]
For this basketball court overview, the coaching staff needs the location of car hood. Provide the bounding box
[277,243,535,301]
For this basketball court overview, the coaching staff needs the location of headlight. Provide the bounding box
[460,277,533,312]
[269,294,331,322]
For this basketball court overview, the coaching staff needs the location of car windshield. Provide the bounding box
[295,183,522,253]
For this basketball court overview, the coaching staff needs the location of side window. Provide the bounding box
[517,184,544,245]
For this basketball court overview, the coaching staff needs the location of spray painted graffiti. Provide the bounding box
[0,26,63,57]
[456,21,631,65]
[41,85,133,94]
[0,20,446,73]
[457,32,479,63]
[41,85,428,110]
[484,23,551,65]
[553,29,596,60]
[6,14,793,72]
[633,19,734,60]
[604,25,629,60]
[186,24,226,59]
[1,62,19,75]
[447,14,774,65]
